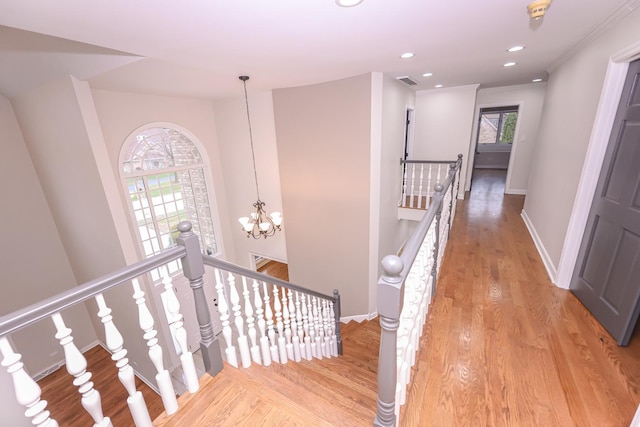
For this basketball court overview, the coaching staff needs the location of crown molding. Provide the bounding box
[547,0,640,73]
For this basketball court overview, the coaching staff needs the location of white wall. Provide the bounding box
[91,88,235,371]
[372,74,418,313]
[471,83,547,194]
[212,90,287,267]
[523,7,640,280]
[0,93,97,424]
[273,74,372,317]
[413,85,479,197]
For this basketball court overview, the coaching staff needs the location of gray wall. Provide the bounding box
[273,74,372,317]
[523,8,640,275]
[0,92,96,424]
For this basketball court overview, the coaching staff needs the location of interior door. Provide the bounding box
[570,59,640,345]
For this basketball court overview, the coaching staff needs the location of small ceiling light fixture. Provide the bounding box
[400,52,415,59]
[504,62,517,67]
[508,46,525,52]
[435,84,443,88]
[528,0,552,20]
[532,78,543,82]
[336,0,364,6]
[422,72,433,77]
[237,76,283,239]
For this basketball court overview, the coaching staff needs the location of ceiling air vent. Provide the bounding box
[396,76,418,85]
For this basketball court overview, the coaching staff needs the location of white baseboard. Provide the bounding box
[506,189,527,195]
[341,312,378,323]
[520,209,558,284]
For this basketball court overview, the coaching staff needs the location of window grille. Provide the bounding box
[121,126,218,282]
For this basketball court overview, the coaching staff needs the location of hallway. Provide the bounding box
[400,169,640,426]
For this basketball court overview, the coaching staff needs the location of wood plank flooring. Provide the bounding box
[37,345,164,426]
[35,169,640,426]
[401,169,640,426]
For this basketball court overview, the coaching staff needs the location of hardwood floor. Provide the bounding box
[153,319,380,426]
[38,345,164,426]
[37,169,640,426]
[257,259,289,281]
[401,169,640,426]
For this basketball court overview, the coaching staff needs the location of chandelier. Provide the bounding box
[237,75,283,239]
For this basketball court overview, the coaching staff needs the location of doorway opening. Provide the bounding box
[471,105,519,190]
[251,254,289,281]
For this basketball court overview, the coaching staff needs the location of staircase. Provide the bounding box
[154,319,381,426]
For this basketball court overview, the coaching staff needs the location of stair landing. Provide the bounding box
[154,319,380,426]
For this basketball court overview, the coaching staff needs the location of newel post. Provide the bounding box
[374,255,405,427]
[333,289,343,355]
[176,221,223,376]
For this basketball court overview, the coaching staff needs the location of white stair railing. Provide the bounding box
[1,218,341,426]
[376,155,463,427]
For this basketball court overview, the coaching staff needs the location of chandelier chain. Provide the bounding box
[242,77,261,202]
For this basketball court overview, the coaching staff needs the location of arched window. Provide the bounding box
[121,125,219,281]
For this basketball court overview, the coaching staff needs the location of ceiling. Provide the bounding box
[0,0,639,100]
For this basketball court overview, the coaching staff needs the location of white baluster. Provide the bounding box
[418,164,424,208]
[409,164,416,208]
[253,280,270,366]
[306,295,317,359]
[243,277,261,365]
[214,270,237,367]
[300,293,312,361]
[263,282,279,363]
[281,288,294,361]
[437,164,442,184]
[273,286,288,364]
[131,279,178,415]
[160,271,199,393]
[312,298,323,360]
[95,295,152,427]
[401,163,408,207]
[329,300,338,356]
[427,164,433,207]
[0,337,58,427]
[51,313,112,426]
[322,300,332,358]
[228,273,251,368]
[291,290,302,362]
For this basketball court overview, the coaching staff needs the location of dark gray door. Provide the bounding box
[570,59,640,346]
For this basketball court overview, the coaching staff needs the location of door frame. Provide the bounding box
[465,101,524,193]
[556,41,640,288]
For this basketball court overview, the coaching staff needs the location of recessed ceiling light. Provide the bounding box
[422,72,433,77]
[504,62,517,67]
[400,52,414,59]
[508,46,525,52]
[532,78,543,82]
[335,0,364,6]
[435,84,443,88]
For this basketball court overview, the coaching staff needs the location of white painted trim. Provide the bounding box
[521,209,557,284]
[555,42,640,288]
[369,72,384,316]
[505,189,527,195]
[398,207,426,221]
[547,0,640,73]
[466,100,523,193]
[341,312,378,323]
[630,404,640,427]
